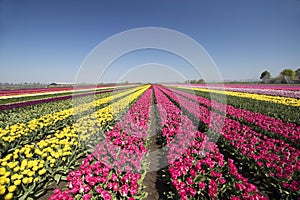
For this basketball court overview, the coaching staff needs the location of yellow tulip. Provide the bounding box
[14,179,21,186]
[32,166,39,171]
[27,177,33,184]
[41,153,47,158]
[26,153,33,159]
[11,174,19,180]
[22,177,29,184]
[38,169,46,175]
[22,169,30,175]
[13,166,20,172]
[21,159,27,167]
[0,177,6,185]
[0,167,6,175]
[4,193,13,200]
[28,171,35,177]
[8,185,16,192]
[0,185,6,195]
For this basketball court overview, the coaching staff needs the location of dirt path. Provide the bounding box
[144,134,160,199]
[143,93,171,200]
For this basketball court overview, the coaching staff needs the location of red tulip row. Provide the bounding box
[154,86,267,200]
[169,87,300,143]
[0,86,115,96]
[0,87,74,96]
[49,88,152,200]
[158,86,300,196]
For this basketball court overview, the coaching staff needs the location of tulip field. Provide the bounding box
[0,84,299,200]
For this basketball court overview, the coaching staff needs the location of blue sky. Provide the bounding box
[0,0,300,83]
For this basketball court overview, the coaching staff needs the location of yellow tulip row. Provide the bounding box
[0,87,141,144]
[177,86,300,106]
[0,85,150,200]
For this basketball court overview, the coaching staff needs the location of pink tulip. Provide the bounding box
[82,194,92,200]
[198,182,206,190]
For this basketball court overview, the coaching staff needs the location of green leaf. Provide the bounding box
[34,189,47,198]
[54,173,62,184]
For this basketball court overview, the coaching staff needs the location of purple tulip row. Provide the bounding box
[169,87,300,143]
[220,87,300,98]
[49,88,152,200]
[154,86,267,200]
[191,84,300,91]
[158,86,300,193]
[208,86,299,98]
[168,84,300,98]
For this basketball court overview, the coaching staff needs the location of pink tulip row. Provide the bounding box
[154,86,267,200]
[168,87,300,143]
[158,86,300,193]
[49,88,152,200]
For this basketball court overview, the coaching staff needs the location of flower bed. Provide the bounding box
[159,85,300,198]
[0,86,150,200]
[49,88,152,200]
[153,86,267,199]
[168,87,300,144]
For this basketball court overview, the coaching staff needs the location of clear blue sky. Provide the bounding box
[0,0,300,83]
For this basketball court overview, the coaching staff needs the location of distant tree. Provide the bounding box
[280,69,295,78]
[295,68,300,80]
[260,71,271,83]
[260,71,271,79]
[197,79,205,84]
[185,79,205,84]
[280,69,295,83]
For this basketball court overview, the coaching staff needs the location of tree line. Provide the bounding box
[260,68,300,84]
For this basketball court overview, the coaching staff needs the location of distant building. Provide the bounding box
[48,82,75,87]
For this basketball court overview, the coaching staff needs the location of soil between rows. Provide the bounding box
[143,134,170,200]
[142,94,172,200]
